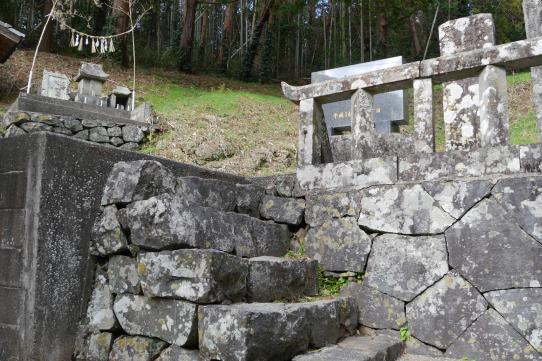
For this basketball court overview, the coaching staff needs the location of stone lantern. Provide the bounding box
[75,62,109,106]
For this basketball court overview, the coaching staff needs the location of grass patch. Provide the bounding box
[510,111,539,145]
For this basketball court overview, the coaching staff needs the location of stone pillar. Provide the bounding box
[413,78,435,153]
[479,65,509,147]
[523,0,542,143]
[439,14,498,151]
[351,88,375,160]
[298,99,332,167]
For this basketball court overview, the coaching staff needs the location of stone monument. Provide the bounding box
[40,70,70,100]
[75,63,109,106]
[311,57,407,136]
[439,14,508,151]
[109,86,133,111]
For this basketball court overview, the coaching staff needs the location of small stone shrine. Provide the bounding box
[75,62,109,106]
[0,20,25,63]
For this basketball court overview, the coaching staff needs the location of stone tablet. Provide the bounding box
[41,70,70,100]
[311,57,407,136]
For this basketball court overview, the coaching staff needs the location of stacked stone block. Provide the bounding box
[1,111,150,150]
[77,160,364,361]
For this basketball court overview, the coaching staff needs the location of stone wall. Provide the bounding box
[0,132,248,361]
[1,111,152,150]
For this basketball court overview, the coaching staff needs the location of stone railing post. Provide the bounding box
[298,98,332,167]
[439,14,497,151]
[479,65,509,147]
[523,0,542,143]
[413,78,435,153]
[351,88,375,160]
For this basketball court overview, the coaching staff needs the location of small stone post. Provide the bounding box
[298,99,332,166]
[479,65,509,147]
[351,88,375,160]
[523,0,542,143]
[439,14,504,151]
[413,78,435,153]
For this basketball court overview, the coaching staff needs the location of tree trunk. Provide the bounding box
[93,0,109,35]
[360,0,364,62]
[240,0,275,81]
[41,0,54,52]
[198,8,208,65]
[113,0,130,68]
[155,0,161,52]
[179,0,198,72]
[218,1,236,72]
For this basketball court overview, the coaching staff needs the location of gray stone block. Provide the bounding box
[108,126,122,137]
[0,324,20,361]
[446,309,542,361]
[110,137,124,146]
[109,336,166,361]
[423,179,493,219]
[123,125,145,143]
[260,195,305,225]
[235,183,265,216]
[156,345,201,361]
[113,294,198,347]
[88,127,110,143]
[358,184,455,234]
[107,256,141,294]
[365,234,448,301]
[20,121,53,133]
[305,191,359,227]
[0,209,25,248]
[101,160,176,206]
[73,129,89,140]
[90,205,128,256]
[63,117,83,132]
[406,271,487,349]
[287,300,341,348]
[0,172,26,209]
[85,332,112,361]
[86,269,117,331]
[138,249,248,303]
[4,125,26,138]
[31,113,63,127]
[176,176,237,211]
[446,198,542,292]
[245,217,291,258]
[404,337,444,357]
[247,256,313,302]
[0,286,22,325]
[493,176,542,243]
[485,288,542,352]
[305,217,371,273]
[520,144,542,173]
[53,126,72,135]
[199,303,309,361]
[82,119,109,128]
[120,142,139,151]
[3,111,30,127]
[297,157,397,192]
[0,248,22,287]
[340,282,406,330]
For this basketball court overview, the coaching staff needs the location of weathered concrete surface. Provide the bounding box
[365,234,449,301]
[107,255,141,295]
[247,257,313,302]
[90,205,128,256]
[358,184,455,234]
[156,345,201,361]
[523,0,542,143]
[493,176,542,243]
[138,249,248,303]
[176,176,237,212]
[113,294,198,347]
[446,309,542,361]
[297,98,332,167]
[479,65,509,147]
[340,282,406,330]
[446,198,542,292]
[406,271,487,349]
[422,179,493,219]
[108,336,166,361]
[413,78,435,153]
[259,195,306,225]
[101,160,176,206]
[305,191,359,227]
[305,217,371,273]
[199,303,309,361]
[399,145,521,182]
[297,157,397,191]
[485,288,542,352]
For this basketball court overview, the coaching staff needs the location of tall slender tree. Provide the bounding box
[179,0,198,72]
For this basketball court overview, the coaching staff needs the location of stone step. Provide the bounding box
[398,355,461,361]
[292,332,403,361]
[136,249,318,304]
[198,298,358,361]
